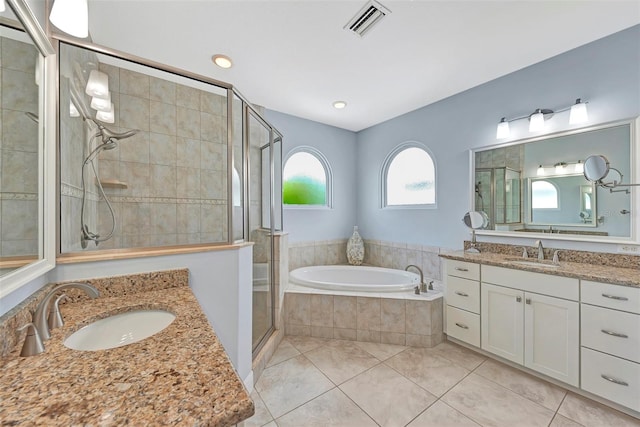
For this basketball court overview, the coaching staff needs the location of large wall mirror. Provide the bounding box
[472,118,639,243]
[0,0,56,305]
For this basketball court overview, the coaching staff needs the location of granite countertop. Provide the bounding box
[440,251,640,288]
[0,286,254,426]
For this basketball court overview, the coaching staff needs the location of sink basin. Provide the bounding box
[64,309,175,351]
[510,260,559,269]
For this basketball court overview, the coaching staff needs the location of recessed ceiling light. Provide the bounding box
[333,101,347,109]
[212,54,233,69]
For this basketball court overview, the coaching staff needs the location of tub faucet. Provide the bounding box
[405,265,427,292]
[33,282,99,340]
[534,240,544,261]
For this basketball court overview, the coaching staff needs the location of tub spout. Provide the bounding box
[405,265,426,292]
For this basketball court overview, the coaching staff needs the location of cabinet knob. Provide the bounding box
[601,374,629,386]
[525,298,531,305]
[455,322,469,330]
[455,291,469,297]
[516,296,522,303]
[601,293,628,301]
[601,329,628,339]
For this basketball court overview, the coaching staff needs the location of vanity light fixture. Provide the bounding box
[85,70,109,98]
[333,101,347,109]
[90,93,112,112]
[212,54,233,69]
[496,98,589,139]
[536,160,584,177]
[0,0,5,12]
[49,0,89,38]
[69,101,80,118]
[96,104,115,124]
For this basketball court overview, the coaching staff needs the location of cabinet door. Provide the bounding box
[481,283,524,364]
[524,293,579,386]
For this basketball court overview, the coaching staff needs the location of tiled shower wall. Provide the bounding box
[288,239,443,281]
[60,43,228,252]
[0,37,39,257]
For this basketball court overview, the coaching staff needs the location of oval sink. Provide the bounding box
[64,309,175,351]
[510,260,559,269]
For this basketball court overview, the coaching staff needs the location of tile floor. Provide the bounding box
[247,337,640,427]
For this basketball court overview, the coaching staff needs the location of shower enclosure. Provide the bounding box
[475,167,521,228]
[57,40,282,355]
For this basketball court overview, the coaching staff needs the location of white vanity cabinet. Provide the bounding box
[580,280,640,412]
[480,266,580,387]
[445,260,481,347]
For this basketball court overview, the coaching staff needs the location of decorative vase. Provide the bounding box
[346,226,364,265]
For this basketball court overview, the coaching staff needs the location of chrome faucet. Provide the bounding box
[534,240,544,260]
[406,265,427,292]
[34,282,99,340]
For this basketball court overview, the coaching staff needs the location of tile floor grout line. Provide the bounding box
[253,388,278,425]
[334,384,383,427]
[270,385,341,424]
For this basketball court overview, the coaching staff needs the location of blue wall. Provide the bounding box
[356,25,640,251]
[268,25,639,251]
[265,110,358,243]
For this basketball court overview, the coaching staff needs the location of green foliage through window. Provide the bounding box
[283,151,328,206]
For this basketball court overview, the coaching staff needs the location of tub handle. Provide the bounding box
[455,291,469,297]
[455,322,469,330]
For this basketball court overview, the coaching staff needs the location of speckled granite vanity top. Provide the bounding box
[0,277,253,426]
[441,250,640,288]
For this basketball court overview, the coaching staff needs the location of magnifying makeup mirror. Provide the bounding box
[583,154,639,194]
[462,211,489,253]
[583,155,610,182]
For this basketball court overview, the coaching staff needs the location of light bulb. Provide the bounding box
[569,98,588,125]
[212,54,233,69]
[333,101,347,109]
[49,0,88,38]
[85,70,109,98]
[574,161,584,174]
[0,0,5,12]
[529,109,545,132]
[537,165,545,176]
[496,117,510,139]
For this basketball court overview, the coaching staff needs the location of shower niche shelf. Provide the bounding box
[97,179,128,189]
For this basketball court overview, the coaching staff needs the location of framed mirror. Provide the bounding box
[472,118,639,243]
[0,0,56,306]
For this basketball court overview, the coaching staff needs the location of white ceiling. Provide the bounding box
[87,1,640,132]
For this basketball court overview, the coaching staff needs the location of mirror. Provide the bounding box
[462,210,489,253]
[584,155,610,182]
[0,0,56,305]
[473,119,638,242]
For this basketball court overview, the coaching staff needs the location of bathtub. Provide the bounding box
[285,265,444,347]
[290,265,422,293]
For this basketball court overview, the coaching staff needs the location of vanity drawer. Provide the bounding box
[446,305,480,347]
[581,304,640,362]
[581,347,640,412]
[446,276,480,314]
[446,260,480,281]
[482,265,578,301]
[581,281,640,314]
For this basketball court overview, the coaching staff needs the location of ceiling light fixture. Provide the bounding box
[496,98,588,139]
[49,0,89,38]
[212,54,233,69]
[333,101,347,109]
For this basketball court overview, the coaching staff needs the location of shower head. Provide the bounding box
[88,118,140,145]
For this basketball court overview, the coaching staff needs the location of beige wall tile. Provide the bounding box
[150,101,177,136]
[357,330,381,343]
[120,69,149,98]
[311,326,334,339]
[176,84,200,110]
[119,94,150,131]
[310,295,333,327]
[406,300,431,336]
[149,76,175,104]
[285,293,310,325]
[334,328,357,340]
[177,106,201,139]
[381,299,405,333]
[381,331,406,346]
[333,296,356,329]
[285,324,311,337]
[357,297,381,331]
[406,334,433,348]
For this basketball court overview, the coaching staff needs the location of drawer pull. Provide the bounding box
[455,291,469,297]
[455,322,469,330]
[601,374,629,386]
[516,296,522,303]
[455,267,469,272]
[525,298,531,305]
[602,293,628,301]
[601,329,628,339]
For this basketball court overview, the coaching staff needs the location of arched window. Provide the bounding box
[283,147,331,207]
[383,143,436,207]
[531,180,559,209]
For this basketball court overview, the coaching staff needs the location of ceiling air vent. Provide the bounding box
[344,0,391,37]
